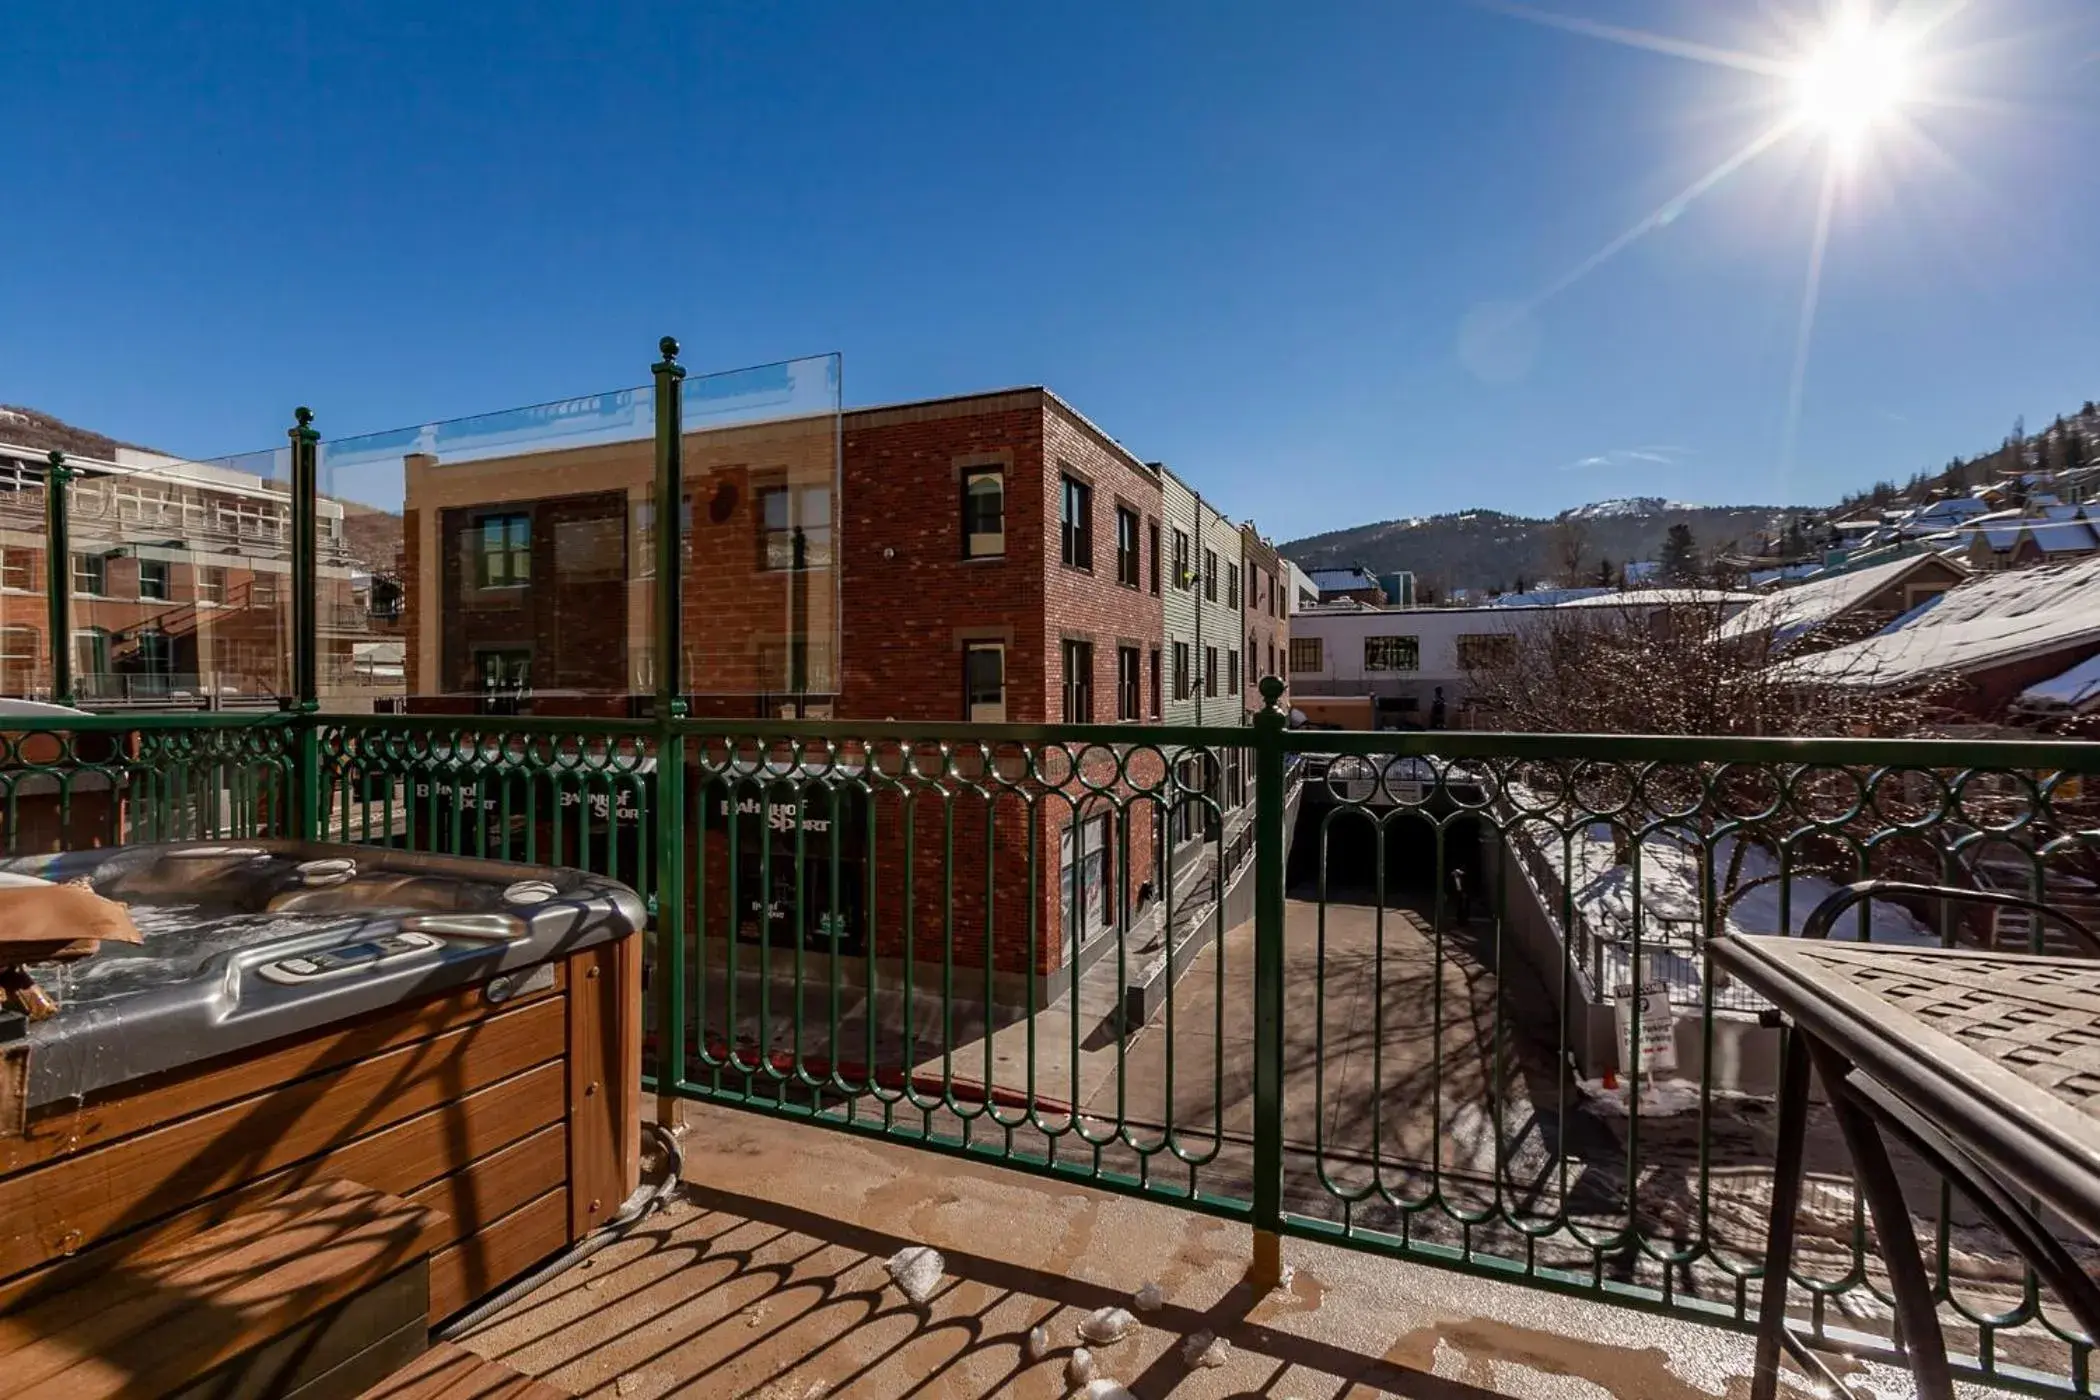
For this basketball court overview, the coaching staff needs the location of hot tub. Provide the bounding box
[0,841,648,1325]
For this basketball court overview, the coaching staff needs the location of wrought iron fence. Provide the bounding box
[3,706,2098,1394]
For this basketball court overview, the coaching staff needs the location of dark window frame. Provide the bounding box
[1289,636,1323,673]
[1147,521,1161,594]
[1116,644,1140,721]
[1364,635,1421,672]
[1115,506,1140,587]
[1061,637,1095,722]
[474,512,532,589]
[1060,475,1094,571]
[1203,548,1218,603]
[961,468,1006,558]
[964,640,1006,721]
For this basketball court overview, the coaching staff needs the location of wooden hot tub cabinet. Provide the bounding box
[0,935,641,1325]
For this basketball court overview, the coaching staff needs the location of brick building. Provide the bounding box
[1240,524,1288,715]
[0,442,365,707]
[397,387,1177,995]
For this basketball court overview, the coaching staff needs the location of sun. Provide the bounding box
[1790,8,1912,153]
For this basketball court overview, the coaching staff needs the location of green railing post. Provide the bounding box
[289,407,321,840]
[44,450,74,707]
[1250,673,1288,1286]
[650,337,689,1128]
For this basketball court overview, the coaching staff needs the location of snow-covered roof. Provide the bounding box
[1718,552,1962,648]
[1785,554,2100,691]
[1487,586,1612,608]
[1551,587,1756,609]
[1913,496,1991,523]
[2028,518,2099,554]
[2016,652,2100,715]
[1307,567,1381,593]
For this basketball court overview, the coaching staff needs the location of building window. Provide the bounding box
[251,574,280,607]
[1266,640,1276,679]
[1457,634,1516,669]
[1173,641,1190,701]
[1227,649,1240,696]
[1246,633,1256,687]
[1289,636,1323,673]
[964,642,1005,722]
[1061,638,1094,722]
[1173,529,1191,589]
[1061,812,1113,949]
[72,553,104,596]
[1,625,38,693]
[1204,645,1218,697]
[475,513,531,588]
[760,485,832,571]
[962,469,1004,558]
[476,647,532,692]
[1226,562,1239,608]
[1060,475,1093,570]
[1149,647,1162,718]
[197,566,226,605]
[0,550,30,592]
[1147,522,1161,594]
[139,559,170,601]
[1117,645,1140,720]
[1115,507,1140,587]
[1364,635,1420,672]
[72,628,108,682]
[1204,549,1218,603]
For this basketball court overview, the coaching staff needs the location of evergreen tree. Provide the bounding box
[1659,523,1699,583]
[1594,556,1614,587]
[1783,516,1809,558]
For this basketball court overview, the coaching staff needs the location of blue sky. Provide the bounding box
[5,1,2097,542]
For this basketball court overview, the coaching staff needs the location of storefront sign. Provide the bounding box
[716,796,831,834]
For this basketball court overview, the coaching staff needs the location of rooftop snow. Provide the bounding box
[1551,587,1757,609]
[1718,553,1962,649]
[2018,652,2100,714]
[1785,553,2100,690]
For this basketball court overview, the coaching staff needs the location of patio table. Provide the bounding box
[1714,897,2100,1400]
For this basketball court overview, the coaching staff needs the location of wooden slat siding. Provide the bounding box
[357,1340,571,1400]
[6,1180,447,1398]
[169,1261,428,1400]
[403,1124,567,1258]
[427,1186,567,1325]
[0,1068,567,1313]
[565,941,639,1239]
[4,968,566,1175]
[613,932,643,1203]
[0,997,564,1284]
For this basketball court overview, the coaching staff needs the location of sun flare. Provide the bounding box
[1791,9,1912,152]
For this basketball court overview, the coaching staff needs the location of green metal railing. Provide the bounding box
[4,706,2096,1394]
[5,339,2096,1392]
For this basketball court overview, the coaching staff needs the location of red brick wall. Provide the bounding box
[836,397,1046,722]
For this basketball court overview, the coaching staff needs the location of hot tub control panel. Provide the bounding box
[257,930,444,985]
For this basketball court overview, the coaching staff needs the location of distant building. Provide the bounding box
[1303,566,1386,606]
[1375,571,1416,608]
[0,440,368,708]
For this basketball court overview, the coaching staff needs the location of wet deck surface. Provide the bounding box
[455,1104,1993,1400]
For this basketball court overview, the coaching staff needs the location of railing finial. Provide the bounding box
[1258,674,1286,711]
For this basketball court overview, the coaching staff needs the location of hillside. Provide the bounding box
[1282,502,1788,595]
[0,405,162,460]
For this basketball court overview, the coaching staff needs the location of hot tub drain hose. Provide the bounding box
[436,1118,686,1342]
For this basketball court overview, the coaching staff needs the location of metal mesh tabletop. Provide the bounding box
[1712,938,2100,1240]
